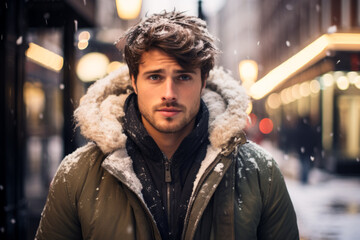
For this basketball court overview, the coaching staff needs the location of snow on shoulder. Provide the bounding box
[214,163,224,173]
[58,143,95,175]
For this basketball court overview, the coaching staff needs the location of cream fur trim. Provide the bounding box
[74,65,249,153]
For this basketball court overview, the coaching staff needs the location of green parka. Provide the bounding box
[36,66,299,240]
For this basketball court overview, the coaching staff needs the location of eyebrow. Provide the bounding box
[142,69,197,75]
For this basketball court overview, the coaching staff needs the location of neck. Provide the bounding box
[142,118,196,159]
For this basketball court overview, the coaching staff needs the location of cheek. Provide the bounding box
[136,88,155,107]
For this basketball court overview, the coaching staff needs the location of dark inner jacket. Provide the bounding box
[123,93,209,240]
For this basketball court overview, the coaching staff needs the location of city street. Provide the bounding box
[261,141,360,240]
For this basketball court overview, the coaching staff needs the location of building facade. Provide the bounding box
[254,0,360,173]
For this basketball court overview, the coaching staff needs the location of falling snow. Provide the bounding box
[16,36,23,45]
[327,25,337,34]
[74,20,78,32]
[43,13,50,25]
[214,163,224,173]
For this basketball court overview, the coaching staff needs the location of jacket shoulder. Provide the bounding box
[235,141,283,208]
[235,141,299,239]
[36,142,106,239]
[55,142,104,179]
[237,141,275,173]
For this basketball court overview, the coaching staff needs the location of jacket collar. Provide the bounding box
[79,65,249,212]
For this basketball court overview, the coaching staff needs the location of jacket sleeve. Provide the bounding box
[257,159,299,240]
[35,151,85,240]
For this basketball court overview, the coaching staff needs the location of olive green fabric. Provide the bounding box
[36,141,298,240]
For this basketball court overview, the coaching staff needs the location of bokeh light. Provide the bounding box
[259,118,273,134]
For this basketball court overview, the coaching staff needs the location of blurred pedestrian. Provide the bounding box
[296,116,316,184]
[35,11,298,239]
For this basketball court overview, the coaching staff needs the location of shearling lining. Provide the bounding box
[74,65,249,154]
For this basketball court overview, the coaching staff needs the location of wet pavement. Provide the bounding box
[260,141,360,240]
[286,172,360,240]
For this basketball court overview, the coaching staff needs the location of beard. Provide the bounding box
[139,101,199,134]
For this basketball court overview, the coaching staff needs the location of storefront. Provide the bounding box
[250,33,360,173]
[1,0,95,238]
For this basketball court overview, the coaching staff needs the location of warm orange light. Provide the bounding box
[299,82,311,97]
[239,60,258,82]
[355,76,360,89]
[116,0,142,20]
[267,93,281,109]
[336,76,350,90]
[310,80,320,93]
[26,42,63,72]
[259,118,273,134]
[250,33,360,99]
[76,52,110,82]
[78,40,89,50]
[107,61,125,74]
[78,31,91,41]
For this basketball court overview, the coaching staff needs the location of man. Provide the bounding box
[36,11,299,240]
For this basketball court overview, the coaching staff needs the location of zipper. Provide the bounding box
[181,154,224,239]
[164,157,172,235]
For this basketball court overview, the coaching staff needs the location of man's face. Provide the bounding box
[132,48,205,136]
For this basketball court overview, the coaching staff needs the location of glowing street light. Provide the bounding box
[76,52,110,82]
[116,0,142,20]
[239,60,258,93]
[26,42,63,72]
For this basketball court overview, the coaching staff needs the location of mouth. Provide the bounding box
[157,108,182,118]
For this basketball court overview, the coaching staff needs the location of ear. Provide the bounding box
[131,75,138,94]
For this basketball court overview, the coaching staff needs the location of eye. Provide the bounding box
[148,75,161,81]
[178,74,192,81]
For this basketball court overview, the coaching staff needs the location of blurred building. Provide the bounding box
[251,0,360,173]
[211,0,260,78]
[212,0,360,174]
[1,0,128,239]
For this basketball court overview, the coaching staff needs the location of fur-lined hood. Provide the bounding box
[74,65,249,154]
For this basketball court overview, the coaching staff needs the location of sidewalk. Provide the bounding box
[260,141,360,240]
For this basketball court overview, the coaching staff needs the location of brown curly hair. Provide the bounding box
[116,11,219,83]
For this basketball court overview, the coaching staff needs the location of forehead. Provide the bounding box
[138,49,199,74]
[140,49,177,67]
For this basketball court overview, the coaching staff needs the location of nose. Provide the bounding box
[161,78,177,102]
